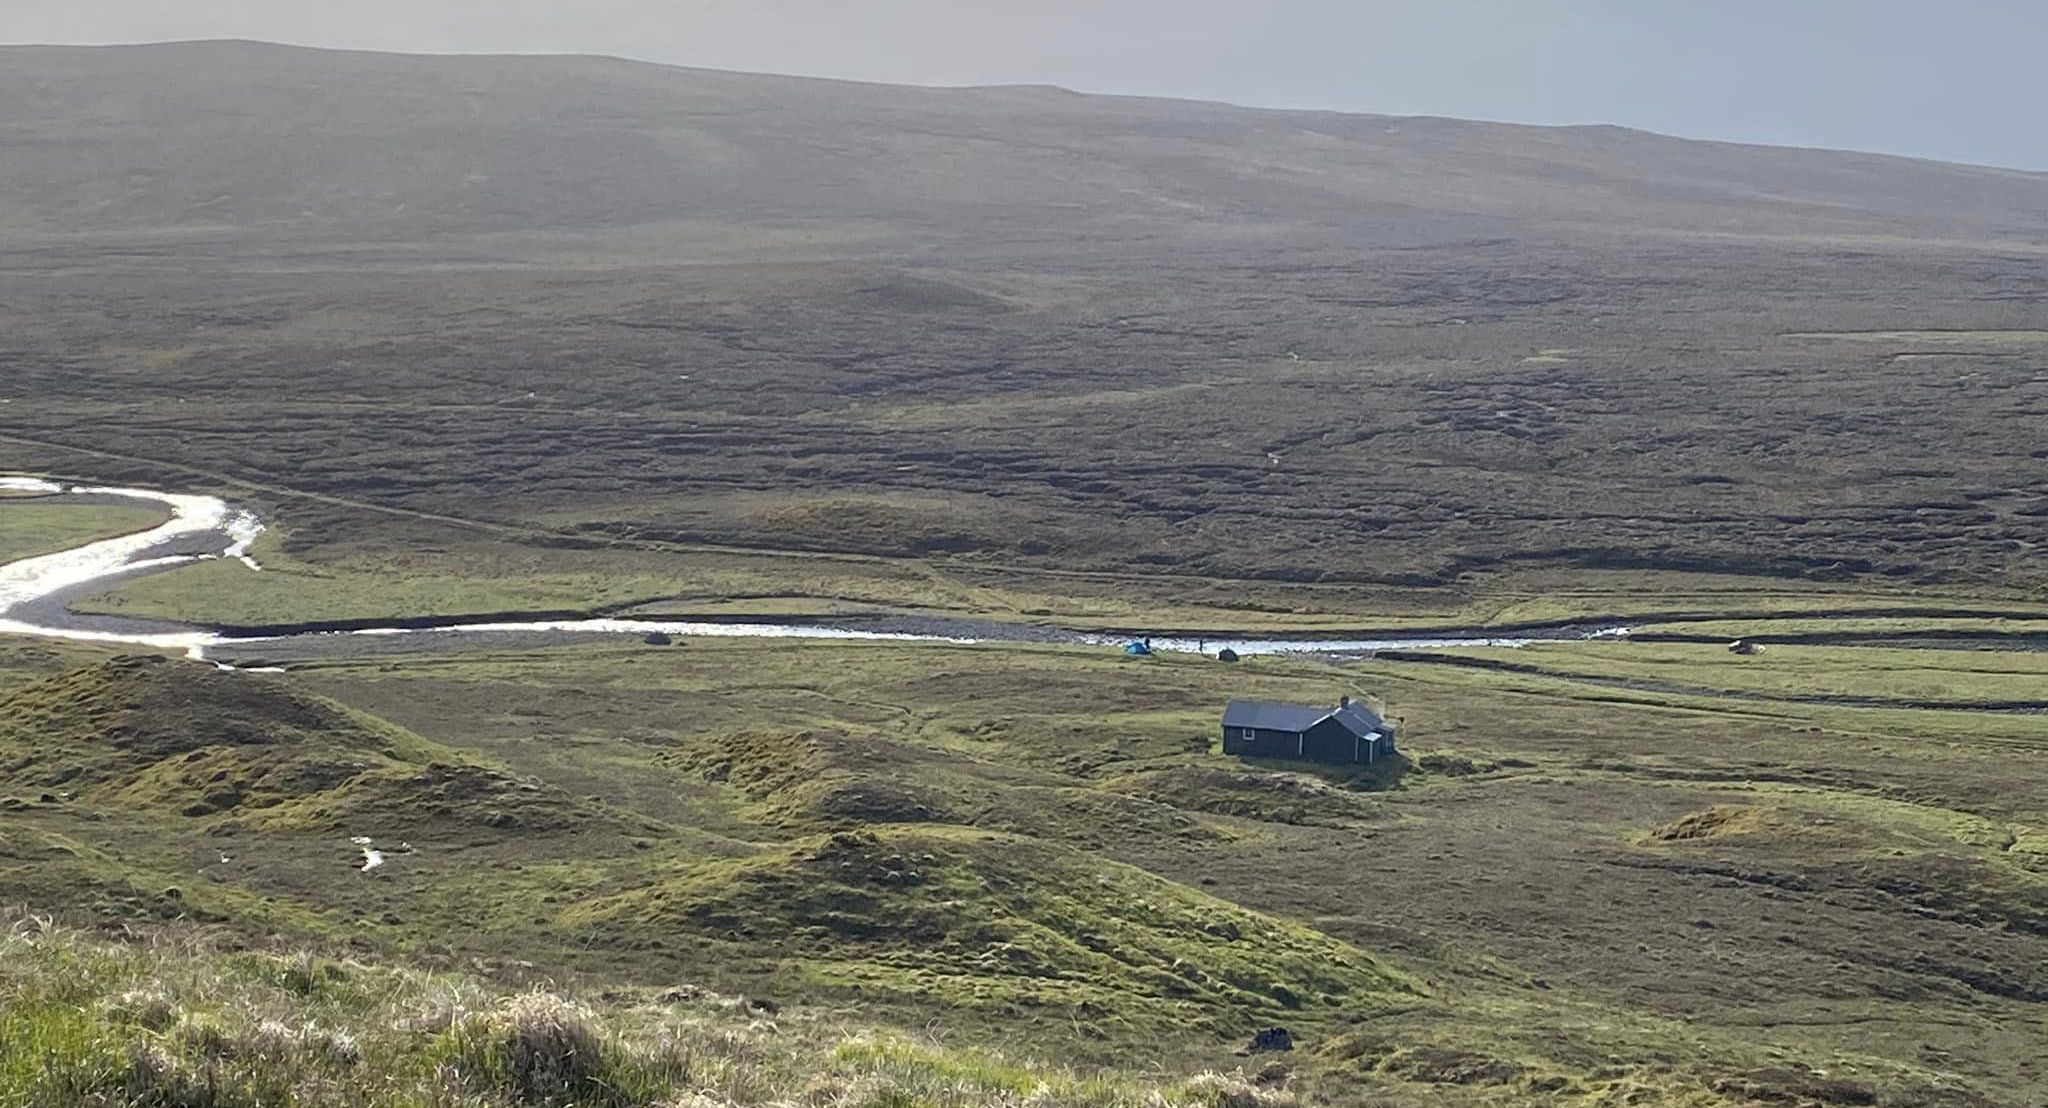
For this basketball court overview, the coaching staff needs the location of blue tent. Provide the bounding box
[1123,640,1153,656]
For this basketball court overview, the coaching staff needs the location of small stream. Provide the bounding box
[0,477,1624,663]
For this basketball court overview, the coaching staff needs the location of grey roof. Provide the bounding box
[1222,699,1329,732]
[1333,702,1390,739]
[1223,698,1390,736]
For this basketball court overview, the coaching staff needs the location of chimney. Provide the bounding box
[1339,695,1351,709]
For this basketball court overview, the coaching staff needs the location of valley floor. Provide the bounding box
[2,593,2044,1105]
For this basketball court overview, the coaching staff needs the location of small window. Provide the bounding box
[1240,727,1257,741]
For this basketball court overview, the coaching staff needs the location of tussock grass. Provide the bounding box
[0,913,1302,1108]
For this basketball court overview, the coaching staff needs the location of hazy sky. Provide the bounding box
[9,0,2045,170]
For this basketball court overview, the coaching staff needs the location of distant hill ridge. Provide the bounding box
[2,39,2043,248]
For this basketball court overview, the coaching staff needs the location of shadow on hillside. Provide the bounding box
[1227,752,1412,792]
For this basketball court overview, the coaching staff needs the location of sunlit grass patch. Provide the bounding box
[0,501,170,564]
[0,915,1317,1108]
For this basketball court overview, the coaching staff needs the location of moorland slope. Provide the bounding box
[0,41,2043,623]
[3,40,2045,246]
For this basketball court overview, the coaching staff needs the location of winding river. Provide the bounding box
[0,477,1619,663]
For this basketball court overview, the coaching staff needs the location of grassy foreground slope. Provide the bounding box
[0,914,1312,1108]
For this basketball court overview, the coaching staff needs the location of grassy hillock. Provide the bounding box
[0,655,445,800]
[1642,800,2048,948]
[566,826,1416,1030]
[0,656,633,837]
[666,728,1213,846]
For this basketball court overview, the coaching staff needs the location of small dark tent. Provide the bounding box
[1220,696,1395,764]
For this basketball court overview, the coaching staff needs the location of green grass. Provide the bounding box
[0,655,612,838]
[70,528,698,628]
[0,905,1986,1107]
[5,627,2048,1101]
[563,824,1417,1029]
[0,651,1414,1042]
[70,523,2048,634]
[0,500,167,564]
[1631,614,2048,639]
[60,497,2048,646]
[0,913,1315,1108]
[1436,640,2048,705]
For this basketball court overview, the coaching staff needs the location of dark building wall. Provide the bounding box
[1224,723,1369,763]
[1300,717,1364,763]
[1225,722,1396,764]
[1221,725,1301,759]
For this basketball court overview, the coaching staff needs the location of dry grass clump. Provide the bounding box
[811,1038,1300,1108]
[105,986,179,1031]
[2,912,1272,1108]
[435,992,629,1105]
[501,992,606,1099]
[1172,1072,1299,1108]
